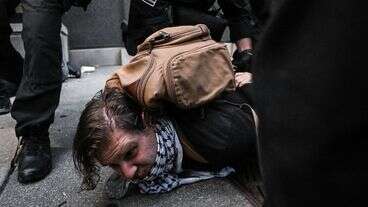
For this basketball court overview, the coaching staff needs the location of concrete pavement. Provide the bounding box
[0,66,252,207]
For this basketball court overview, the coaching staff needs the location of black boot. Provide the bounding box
[17,135,52,184]
[0,96,11,115]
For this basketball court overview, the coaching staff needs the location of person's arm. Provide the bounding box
[217,0,258,72]
[235,72,252,88]
[217,0,258,43]
[236,37,253,52]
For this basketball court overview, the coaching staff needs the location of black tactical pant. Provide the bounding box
[1,0,84,137]
[0,0,23,91]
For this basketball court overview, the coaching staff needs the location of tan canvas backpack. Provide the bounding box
[105,24,235,109]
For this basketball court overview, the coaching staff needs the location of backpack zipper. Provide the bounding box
[137,54,155,106]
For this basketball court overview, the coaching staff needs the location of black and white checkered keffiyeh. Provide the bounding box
[137,118,235,194]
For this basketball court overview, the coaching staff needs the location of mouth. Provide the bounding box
[136,167,149,179]
[130,165,152,182]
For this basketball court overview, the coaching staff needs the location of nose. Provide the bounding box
[118,161,137,180]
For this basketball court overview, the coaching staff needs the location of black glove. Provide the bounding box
[232,49,254,72]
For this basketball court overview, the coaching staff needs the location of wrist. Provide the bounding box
[236,38,253,52]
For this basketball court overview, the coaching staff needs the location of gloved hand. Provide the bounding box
[232,49,254,72]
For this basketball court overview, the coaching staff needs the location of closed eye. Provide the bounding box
[124,146,137,161]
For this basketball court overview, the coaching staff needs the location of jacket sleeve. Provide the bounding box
[217,0,259,41]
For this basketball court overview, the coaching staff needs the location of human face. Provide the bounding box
[98,127,157,181]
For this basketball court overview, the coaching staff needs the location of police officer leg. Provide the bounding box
[11,0,65,183]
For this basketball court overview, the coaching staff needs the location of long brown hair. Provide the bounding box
[73,89,144,190]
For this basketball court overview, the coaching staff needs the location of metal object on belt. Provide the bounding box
[141,0,157,7]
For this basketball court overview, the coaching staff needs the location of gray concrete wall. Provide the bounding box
[62,0,130,50]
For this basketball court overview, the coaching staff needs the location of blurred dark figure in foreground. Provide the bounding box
[123,0,264,72]
[252,0,368,206]
[0,0,23,115]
